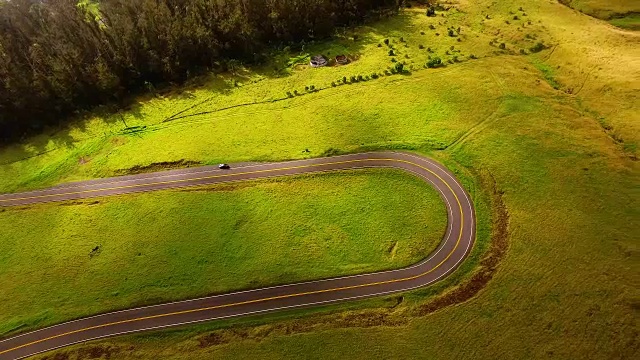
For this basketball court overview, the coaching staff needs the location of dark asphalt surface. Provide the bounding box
[0,151,476,360]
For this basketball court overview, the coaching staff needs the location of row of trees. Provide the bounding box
[0,0,401,141]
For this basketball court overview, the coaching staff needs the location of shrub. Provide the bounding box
[343,76,347,83]
[384,70,391,75]
[470,54,477,59]
[419,44,424,49]
[350,75,357,82]
[357,75,363,81]
[457,38,462,42]
[309,85,315,91]
[427,47,432,52]
[405,54,410,59]
[294,90,299,95]
[399,37,404,42]
[286,91,293,98]
[426,57,443,68]
[453,55,459,62]
[529,42,546,53]
[447,59,453,64]
[448,29,456,37]
[429,24,436,30]
[388,49,395,56]
[384,38,390,45]
[435,32,440,36]
[391,57,397,62]
[426,7,436,17]
[331,82,336,87]
[420,31,425,35]
[519,49,527,55]
[371,73,379,79]
[513,15,519,20]
[394,62,404,73]
[499,43,506,50]
[305,86,309,91]
[378,43,383,47]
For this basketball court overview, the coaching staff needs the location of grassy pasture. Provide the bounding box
[1,0,638,359]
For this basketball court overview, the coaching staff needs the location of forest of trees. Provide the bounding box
[0,0,401,141]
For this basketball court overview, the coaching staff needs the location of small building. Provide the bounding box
[335,54,349,65]
[310,55,328,67]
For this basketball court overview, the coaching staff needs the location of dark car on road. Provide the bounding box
[218,163,230,169]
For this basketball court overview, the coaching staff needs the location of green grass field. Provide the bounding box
[0,169,447,336]
[1,0,639,358]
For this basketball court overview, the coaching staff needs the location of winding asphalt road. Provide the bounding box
[0,151,476,360]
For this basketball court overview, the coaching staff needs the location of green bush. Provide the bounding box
[389,49,395,56]
[419,44,424,49]
[350,75,357,82]
[529,42,546,53]
[394,62,405,73]
[499,43,506,50]
[426,57,443,68]
[384,38,390,45]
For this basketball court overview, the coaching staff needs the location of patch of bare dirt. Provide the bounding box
[414,169,509,316]
[75,344,120,359]
[115,160,201,176]
[58,200,101,207]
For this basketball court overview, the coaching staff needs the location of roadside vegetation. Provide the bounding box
[1,0,639,359]
[0,169,447,336]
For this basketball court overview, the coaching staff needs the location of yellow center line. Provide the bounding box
[0,157,468,356]
[1,159,390,204]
